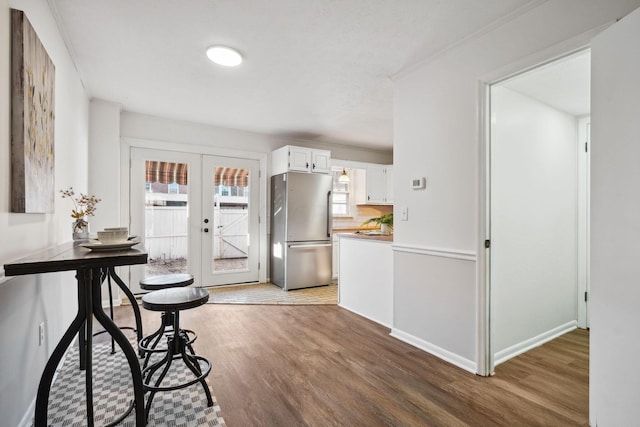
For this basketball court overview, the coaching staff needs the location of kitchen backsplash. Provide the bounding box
[333,205,393,230]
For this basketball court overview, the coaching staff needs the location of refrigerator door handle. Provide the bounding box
[288,243,333,249]
[327,190,332,238]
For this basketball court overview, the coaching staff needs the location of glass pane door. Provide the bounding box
[202,155,259,286]
[130,148,201,293]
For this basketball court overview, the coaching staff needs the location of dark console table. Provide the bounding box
[4,241,148,426]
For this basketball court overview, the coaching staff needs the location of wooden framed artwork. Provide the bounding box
[11,9,55,213]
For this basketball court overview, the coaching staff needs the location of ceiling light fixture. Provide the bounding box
[206,46,243,67]
[338,168,350,183]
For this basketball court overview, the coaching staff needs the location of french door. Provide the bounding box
[129,148,260,292]
[201,155,259,286]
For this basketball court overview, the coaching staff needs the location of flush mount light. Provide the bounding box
[206,45,243,67]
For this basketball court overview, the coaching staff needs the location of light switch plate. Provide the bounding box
[400,206,408,221]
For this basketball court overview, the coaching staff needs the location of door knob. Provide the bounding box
[204,218,209,223]
[204,228,209,233]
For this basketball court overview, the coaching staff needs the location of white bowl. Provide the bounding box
[97,229,128,244]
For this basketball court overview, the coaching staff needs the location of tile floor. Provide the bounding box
[206,282,338,305]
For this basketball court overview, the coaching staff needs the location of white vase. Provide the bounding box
[381,223,391,235]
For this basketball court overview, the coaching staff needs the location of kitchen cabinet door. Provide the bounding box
[366,165,386,203]
[311,150,331,173]
[384,166,394,203]
[288,146,312,172]
[366,165,393,204]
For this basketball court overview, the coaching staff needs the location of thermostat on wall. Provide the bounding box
[412,177,426,189]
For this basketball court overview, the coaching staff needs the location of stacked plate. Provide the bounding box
[81,227,140,251]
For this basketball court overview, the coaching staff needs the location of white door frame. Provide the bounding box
[121,137,268,287]
[577,118,591,329]
[476,38,597,376]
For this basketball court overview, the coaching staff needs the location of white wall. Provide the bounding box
[590,7,640,425]
[392,0,640,373]
[0,0,89,425]
[120,111,393,166]
[490,86,578,364]
[89,99,122,231]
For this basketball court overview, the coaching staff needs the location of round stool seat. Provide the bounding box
[142,287,209,312]
[140,273,194,290]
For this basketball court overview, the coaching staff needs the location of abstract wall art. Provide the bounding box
[11,9,55,213]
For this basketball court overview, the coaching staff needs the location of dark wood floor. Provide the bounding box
[113,304,588,426]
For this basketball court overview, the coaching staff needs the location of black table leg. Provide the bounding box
[86,270,95,426]
[91,268,146,426]
[78,270,86,371]
[34,272,88,427]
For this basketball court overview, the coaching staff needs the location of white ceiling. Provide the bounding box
[502,50,591,117]
[50,0,535,150]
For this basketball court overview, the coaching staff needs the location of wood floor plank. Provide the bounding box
[113,303,589,426]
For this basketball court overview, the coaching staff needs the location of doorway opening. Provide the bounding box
[486,49,591,373]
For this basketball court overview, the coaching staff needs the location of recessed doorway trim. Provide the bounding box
[476,37,597,376]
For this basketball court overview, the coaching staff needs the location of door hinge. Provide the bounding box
[584,291,588,302]
[485,239,491,249]
[585,142,588,152]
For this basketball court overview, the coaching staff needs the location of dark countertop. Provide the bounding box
[336,232,393,242]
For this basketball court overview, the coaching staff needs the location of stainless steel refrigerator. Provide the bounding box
[270,172,333,290]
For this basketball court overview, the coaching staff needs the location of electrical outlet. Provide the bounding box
[39,322,45,346]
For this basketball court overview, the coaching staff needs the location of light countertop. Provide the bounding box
[336,232,393,242]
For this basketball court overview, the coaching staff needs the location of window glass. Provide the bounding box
[332,168,351,217]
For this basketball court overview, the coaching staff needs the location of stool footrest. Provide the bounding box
[139,329,197,353]
[142,355,212,392]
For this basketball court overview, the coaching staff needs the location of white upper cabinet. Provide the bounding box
[384,166,393,204]
[366,165,393,204]
[272,145,331,175]
[311,150,331,174]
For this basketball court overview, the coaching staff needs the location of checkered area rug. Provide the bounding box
[207,283,338,305]
[39,337,225,426]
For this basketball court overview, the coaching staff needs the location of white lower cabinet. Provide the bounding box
[338,235,393,327]
[332,235,340,281]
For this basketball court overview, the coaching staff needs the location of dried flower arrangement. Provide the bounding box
[60,187,101,233]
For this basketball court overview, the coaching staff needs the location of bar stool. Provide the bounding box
[138,273,194,365]
[140,287,213,419]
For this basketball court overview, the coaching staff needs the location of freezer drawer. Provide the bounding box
[283,242,332,290]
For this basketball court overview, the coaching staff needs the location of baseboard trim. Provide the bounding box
[390,328,477,374]
[338,304,392,329]
[392,244,476,262]
[494,320,577,366]
[102,298,122,309]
